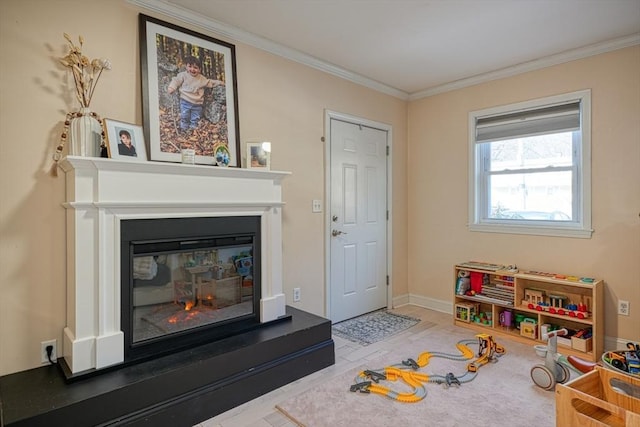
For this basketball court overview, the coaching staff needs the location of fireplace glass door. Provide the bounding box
[121,216,261,362]
[132,241,254,343]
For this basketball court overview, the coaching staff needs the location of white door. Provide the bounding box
[328,114,389,323]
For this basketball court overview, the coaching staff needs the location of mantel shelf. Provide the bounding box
[59,156,291,181]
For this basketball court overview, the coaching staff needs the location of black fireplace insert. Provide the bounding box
[121,216,262,363]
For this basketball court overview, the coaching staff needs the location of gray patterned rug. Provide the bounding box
[332,310,424,345]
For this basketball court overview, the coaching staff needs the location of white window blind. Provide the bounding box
[476,101,581,144]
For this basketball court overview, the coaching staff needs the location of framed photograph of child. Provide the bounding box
[246,142,271,170]
[139,14,240,166]
[103,119,148,161]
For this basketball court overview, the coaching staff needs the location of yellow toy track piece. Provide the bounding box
[416,352,432,367]
[350,335,506,403]
[456,342,475,359]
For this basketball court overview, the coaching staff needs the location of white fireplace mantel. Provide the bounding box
[59,156,290,375]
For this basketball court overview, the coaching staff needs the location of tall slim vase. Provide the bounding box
[69,107,102,157]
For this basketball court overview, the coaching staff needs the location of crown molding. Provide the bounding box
[129,1,639,102]
[128,0,410,100]
[409,33,640,101]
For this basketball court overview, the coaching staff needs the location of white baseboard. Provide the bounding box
[392,293,633,353]
[390,293,411,308]
[392,293,453,314]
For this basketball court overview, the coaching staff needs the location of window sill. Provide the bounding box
[468,223,593,239]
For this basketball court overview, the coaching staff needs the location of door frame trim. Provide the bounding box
[323,110,393,321]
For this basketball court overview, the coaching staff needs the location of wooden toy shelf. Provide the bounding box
[453,264,603,362]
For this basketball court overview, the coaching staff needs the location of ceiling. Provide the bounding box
[150,0,640,98]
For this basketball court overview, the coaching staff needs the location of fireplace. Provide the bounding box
[121,216,264,363]
[0,157,333,426]
[59,157,291,377]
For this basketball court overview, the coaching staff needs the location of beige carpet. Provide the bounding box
[276,323,571,426]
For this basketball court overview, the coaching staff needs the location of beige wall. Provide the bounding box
[0,0,408,375]
[408,46,640,344]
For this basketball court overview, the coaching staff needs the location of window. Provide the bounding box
[468,90,592,238]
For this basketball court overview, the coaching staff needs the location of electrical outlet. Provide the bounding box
[293,287,301,302]
[618,300,630,316]
[41,339,57,364]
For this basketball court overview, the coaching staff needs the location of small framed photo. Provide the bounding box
[103,119,148,161]
[246,142,271,170]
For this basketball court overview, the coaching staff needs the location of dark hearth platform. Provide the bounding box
[0,306,334,427]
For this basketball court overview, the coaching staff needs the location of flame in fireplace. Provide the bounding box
[184,301,195,311]
[167,307,202,325]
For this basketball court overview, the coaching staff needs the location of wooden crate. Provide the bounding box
[571,336,593,353]
[556,365,640,427]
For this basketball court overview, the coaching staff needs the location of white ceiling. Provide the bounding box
[140,0,640,99]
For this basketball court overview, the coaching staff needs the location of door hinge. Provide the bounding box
[387,210,389,220]
[386,275,389,286]
[386,146,389,156]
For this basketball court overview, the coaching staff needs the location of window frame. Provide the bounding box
[468,90,593,238]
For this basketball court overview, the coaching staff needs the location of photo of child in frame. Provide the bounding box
[103,118,147,162]
[167,55,225,135]
[246,142,271,170]
[155,35,229,158]
[117,128,137,157]
[140,15,240,166]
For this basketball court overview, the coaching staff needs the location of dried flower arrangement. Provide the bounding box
[59,33,111,108]
[53,34,111,171]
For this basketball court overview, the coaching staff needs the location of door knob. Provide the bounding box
[331,229,347,237]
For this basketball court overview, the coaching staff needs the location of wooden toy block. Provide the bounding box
[455,302,480,323]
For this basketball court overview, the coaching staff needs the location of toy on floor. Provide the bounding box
[530,328,571,390]
[349,334,505,402]
[565,354,597,374]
